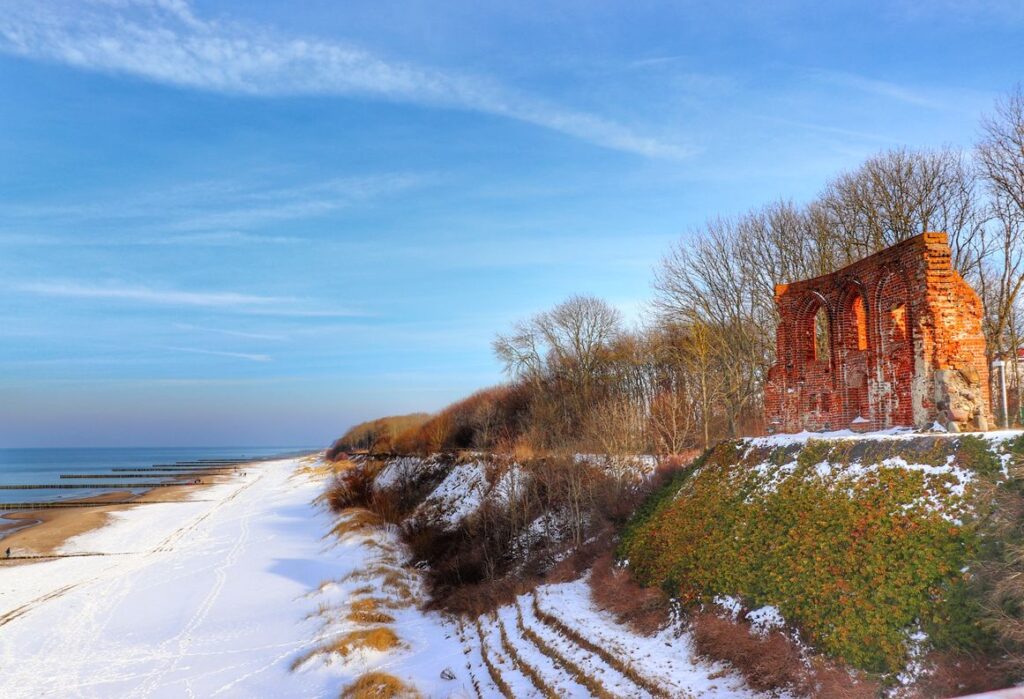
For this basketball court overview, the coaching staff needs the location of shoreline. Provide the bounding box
[0,454,362,696]
[0,471,238,565]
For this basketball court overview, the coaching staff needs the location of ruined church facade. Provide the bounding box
[765,232,992,433]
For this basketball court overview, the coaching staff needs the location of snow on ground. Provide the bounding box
[736,428,1024,525]
[748,427,1024,448]
[0,458,363,698]
[374,455,431,490]
[535,578,760,699]
[411,461,488,530]
[0,452,774,698]
[316,474,769,698]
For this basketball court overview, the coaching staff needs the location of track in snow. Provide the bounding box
[0,458,355,699]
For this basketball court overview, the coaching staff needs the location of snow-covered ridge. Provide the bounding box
[748,426,1024,447]
[368,451,661,531]
[707,430,1024,526]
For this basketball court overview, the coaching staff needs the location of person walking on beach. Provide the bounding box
[5,547,10,558]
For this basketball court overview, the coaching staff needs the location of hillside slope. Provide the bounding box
[622,430,1024,691]
[318,431,1024,696]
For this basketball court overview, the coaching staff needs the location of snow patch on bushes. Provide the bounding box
[373,456,426,490]
[412,461,489,530]
[739,438,996,524]
[713,596,786,637]
[747,606,786,636]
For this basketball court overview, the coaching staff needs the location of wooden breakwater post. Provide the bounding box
[61,473,213,479]
[0,483,179,489]
[114,466,236,472]
[0,499,206,511]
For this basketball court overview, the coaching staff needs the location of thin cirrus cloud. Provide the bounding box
[0,0,692,160]
[807,69,944,110]
[173,323,290,342]
[14,280,365,318]
[162,346,272,362]
[0,173,429,239]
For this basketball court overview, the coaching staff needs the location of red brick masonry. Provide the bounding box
[765,232,992,433]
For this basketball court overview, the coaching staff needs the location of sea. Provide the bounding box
[0,446,316,506]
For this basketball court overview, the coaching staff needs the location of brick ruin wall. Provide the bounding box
[765,232,992,433]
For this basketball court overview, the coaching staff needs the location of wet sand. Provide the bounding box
[0,474,234,564]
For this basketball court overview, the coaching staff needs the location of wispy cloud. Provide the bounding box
[173,322,289,342]
[13,280,365,317]
[0,1,691,159]
[760,116,902,145]
[162,346,271,362]
[808,69,942,109]
[0,173,427,239]
[151,231,300,245]
[16,281,287,307]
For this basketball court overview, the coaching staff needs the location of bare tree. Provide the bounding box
[818,147,986,277]
[977,86,1024,364]
[494,295,623,450]
[653,215,775,438]
[978,87,1024,222]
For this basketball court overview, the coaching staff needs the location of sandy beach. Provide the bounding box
[0,474,233,564]
[0,455,363,698]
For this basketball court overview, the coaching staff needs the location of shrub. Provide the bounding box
[330,413,432,455]
[392,384,532,455]
[588,552,669,635]
[956,435,1003,477]
[691,611,808,693]
[329,628,401,657]
[621,439,999,673]
[340,671,420,698]
[325,465,377,512]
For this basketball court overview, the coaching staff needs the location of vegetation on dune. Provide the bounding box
[328,413,431,457]
[319,438,1023,694]
[340,671,420,699]
[620,436,1024,688]
[328,627,402,657]
[325,452,667,615]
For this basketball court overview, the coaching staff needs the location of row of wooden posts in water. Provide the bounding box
[0,457,273,510]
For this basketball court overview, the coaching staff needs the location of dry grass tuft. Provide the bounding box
[291,628,403,671]
[340,671,420,698]
[588,552,669,636]
[350,595,408,612]
[325,463,381,513]
[347,597,396,624]
[331,509,384,538]
[690,611,878,698]
[340,565,416,604]
[347,609,396,624]
[361,539,397,553]
[329,627,402,657]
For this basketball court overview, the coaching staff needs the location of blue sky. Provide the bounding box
[0,1,1021,447]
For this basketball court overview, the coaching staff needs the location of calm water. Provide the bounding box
[0,447,315,505]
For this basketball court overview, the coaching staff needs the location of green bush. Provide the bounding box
[620,437,1003,674]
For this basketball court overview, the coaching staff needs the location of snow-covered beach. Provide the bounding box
[0,457,355,698]
[0,454,766,698]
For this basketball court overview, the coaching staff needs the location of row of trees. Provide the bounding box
[337,88,1024,455]
[652,88,1024,443]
